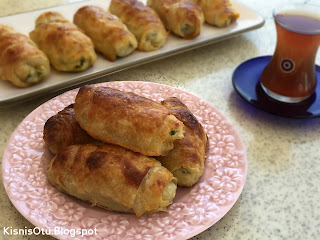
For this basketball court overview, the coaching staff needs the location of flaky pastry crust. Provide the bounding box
[158,97,208,186]
[0,24,50,87]
[47,143,177,217]
[74,85,185,156]
[30,11,96,72]
[109,0,167,51]
[74,5,137,61]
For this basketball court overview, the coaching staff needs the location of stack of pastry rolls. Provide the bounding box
[44,85,208,217]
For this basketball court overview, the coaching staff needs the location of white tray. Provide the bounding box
[0,0,264,106]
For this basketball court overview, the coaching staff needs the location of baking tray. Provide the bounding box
[0,0,264,106]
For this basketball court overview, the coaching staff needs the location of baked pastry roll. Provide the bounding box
[109,0,167,51]
[47,143,177,217]
[29,11,96,72]
[158,97,207,187]
[147,0,204,39]
[43,104,96,155]
[0,24,50,88]
[73,5,137,61]
[191,0,239,27]
[74,85,185,156]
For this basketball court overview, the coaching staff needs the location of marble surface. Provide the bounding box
[1,0,320,240]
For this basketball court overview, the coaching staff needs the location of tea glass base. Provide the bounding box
[260,83,311,103]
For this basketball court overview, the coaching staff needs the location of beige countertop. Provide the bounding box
[1,0,320,239]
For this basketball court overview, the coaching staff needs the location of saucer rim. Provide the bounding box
[232,55,320,119]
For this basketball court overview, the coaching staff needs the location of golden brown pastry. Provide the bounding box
[43,104,96,155]
[157,97,207,187]
[74,85,185,156]
[191,0,239,27]
[147,0,204,39]
[47,143,177,217]
[109,0,167,51]
[29,11,96,72]
[0,24,50,88]
[73,5,137,61]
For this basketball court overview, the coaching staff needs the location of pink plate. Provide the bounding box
[2,81,247,240]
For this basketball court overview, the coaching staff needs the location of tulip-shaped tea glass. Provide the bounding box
[260,4,320,103]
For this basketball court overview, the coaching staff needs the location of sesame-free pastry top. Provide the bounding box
[74,85,185,156]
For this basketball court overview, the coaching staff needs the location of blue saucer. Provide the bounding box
[232,56,320,118]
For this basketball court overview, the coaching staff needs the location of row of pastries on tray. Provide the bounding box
[0,0,239,88]
[43,85,208,217]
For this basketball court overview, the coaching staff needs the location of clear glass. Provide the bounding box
[260,3,320,103]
